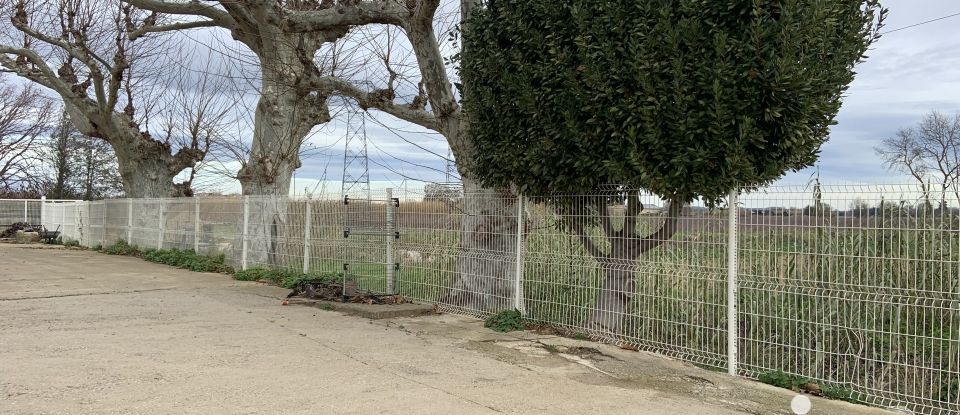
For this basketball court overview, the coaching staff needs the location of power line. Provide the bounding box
[882,11,960,34]
[367,136,455,178]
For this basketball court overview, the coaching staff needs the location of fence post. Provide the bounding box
[302,198,312,274]
[157,201,164,250]
[23,199,28,223]
[100,201,106,247]
[385,188,394,293]
[241,196,249,270]
[127,199,133,243]
[727,188,739,376]
[78,202,85,246]
[194,198,200,253]
[514,195,525,313]
[40,196,46,227]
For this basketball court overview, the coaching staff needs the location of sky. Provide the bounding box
[179,1,960,196]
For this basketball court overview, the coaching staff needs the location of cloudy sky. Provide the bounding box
[189,1,960,195]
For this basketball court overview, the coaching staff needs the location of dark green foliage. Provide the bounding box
[102,240,140,256]
[462,0,885,204]
[232,267,340,289]
[942,379,960,403]
[484,309,525,332]
[62,239,80,247]
[141,248,233,274]
[91,244,102,251]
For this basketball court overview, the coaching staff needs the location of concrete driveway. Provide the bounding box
[0,244,893,415]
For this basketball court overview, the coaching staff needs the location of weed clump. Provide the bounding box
[232,267,339,289]
[142,248,233,274]
[484,309,525,332]
[757,371,862,403]
[102,240,140,256]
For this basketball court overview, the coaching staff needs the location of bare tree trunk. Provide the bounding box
[587,259,638,333]
[236,60,330,266]
[442,177,519,312]
[64,107,192,198]
[582,200,682,333]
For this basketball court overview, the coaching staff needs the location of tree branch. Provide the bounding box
[9,18,109,96]
[406,19,458,121]
[571,219,606,261]
[628,200,684,257]
[307,75,438,131]
[282,1,410,32]
[128,19,220,40]
[0,47,81,106]
[121,0,234,24]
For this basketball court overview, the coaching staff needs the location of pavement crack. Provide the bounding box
[0,287,178,301]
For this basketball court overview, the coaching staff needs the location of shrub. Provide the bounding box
[62,239,80,248]
[484,309,525,332]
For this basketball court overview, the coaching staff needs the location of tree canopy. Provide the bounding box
[462,0,885,204]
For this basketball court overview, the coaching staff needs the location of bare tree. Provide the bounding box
[45,110,76,198]
[0,0,210,197]
[41,109,123,199]
[122,0,352,197]
[121,0,389,266]
[73,134,123,200]
[120,0,518,309]
[0,74,53,194]
[876,111,960,209]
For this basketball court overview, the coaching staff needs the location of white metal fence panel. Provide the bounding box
[738,184,959,414]
[39,200,83,240]
[0,199,38,225]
